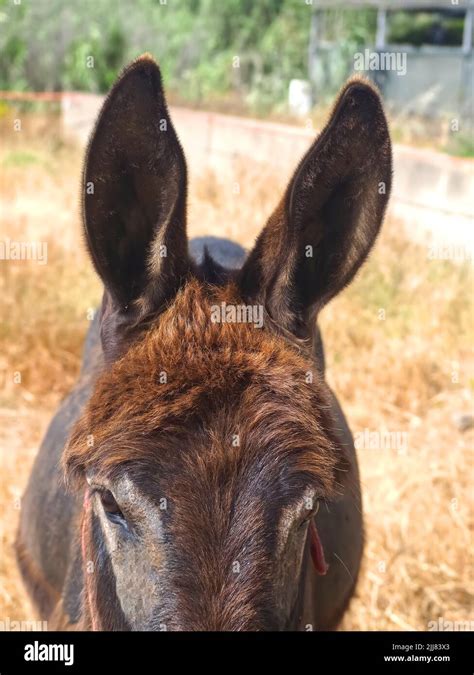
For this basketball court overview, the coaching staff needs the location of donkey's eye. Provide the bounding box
[99,489,124,522]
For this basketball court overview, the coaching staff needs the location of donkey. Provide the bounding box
[16,55,391,631]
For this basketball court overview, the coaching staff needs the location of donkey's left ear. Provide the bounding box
[239,78,392,337]
[83,55,189,318]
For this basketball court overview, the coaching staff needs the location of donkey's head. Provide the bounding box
[64,56,391,631]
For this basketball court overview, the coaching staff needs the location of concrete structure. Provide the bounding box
[308,1,473,119]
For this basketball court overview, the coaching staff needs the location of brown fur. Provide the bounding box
[64,278,346,497]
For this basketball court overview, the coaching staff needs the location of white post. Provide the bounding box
[462,7,473,55]
[376,8,387,49]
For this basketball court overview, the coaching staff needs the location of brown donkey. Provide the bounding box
[16,55,391,631]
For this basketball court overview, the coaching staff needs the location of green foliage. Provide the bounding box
[63,23,126,91]
[2,150,41,168]
[388,11,464,47]
[0,0,376,112]
[445,131,474,158]
[323,8,376,46]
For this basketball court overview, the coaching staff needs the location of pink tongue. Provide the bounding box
[309,521,329,575]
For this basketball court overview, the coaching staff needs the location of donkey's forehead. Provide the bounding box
[65,279,342,494]
[94,279,318,421]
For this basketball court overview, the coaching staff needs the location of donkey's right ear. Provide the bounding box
[83,55,189,323]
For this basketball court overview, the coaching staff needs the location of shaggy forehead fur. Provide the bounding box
[63,278,345,497]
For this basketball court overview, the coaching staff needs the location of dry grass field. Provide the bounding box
[0,110,472,631]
